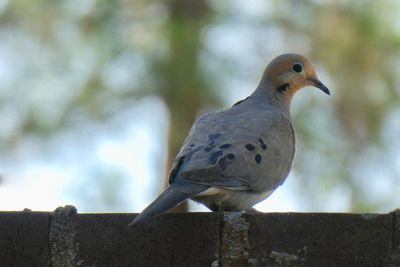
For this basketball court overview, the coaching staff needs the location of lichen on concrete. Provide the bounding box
[269,250,298,266]
[219,212,257,267]
[49,205,79,267]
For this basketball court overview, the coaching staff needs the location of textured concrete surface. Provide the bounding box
[0,208,399,267]
[49,205,78,267]
[246,212,392,267]
[0,211,50,267]
[77,213,220,267]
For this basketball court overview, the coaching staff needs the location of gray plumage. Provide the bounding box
[129,53,329,227]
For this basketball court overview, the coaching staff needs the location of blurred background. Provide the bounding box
[0,0,399,213]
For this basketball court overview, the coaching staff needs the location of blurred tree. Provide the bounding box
[151,0,219,212]
[0,0,399,212]
[0,0,220,211]
[270,0,400,210]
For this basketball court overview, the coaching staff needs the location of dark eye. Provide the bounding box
[292,63,303,73]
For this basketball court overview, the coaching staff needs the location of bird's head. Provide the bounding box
[261,53,330,97]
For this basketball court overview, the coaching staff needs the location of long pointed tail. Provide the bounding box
[128,184,204,227]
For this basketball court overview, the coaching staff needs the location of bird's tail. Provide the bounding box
[128,184,204,227]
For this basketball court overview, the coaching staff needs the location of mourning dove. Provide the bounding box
[129,53,329,227]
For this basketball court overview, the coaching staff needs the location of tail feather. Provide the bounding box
[128,185,204,227]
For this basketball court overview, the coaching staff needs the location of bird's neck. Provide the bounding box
[251,82,294,119]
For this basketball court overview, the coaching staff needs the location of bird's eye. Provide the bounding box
[292,63,303,73]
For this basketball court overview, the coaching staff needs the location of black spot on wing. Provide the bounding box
[227,153,235,160]
[255,154,262,164]
[209,150,223,165]
[219,143,231,149]
[258,138,267,150]
[245,144,255,151]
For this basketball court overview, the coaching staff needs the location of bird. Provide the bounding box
[128,53,329,227]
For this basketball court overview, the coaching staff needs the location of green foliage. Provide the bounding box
[1,0,399,212]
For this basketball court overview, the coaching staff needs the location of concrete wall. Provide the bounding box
[0,206,399,267]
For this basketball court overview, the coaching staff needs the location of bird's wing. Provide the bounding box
[168,108,295,193]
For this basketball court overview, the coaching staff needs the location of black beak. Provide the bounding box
[308,77,330,95]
